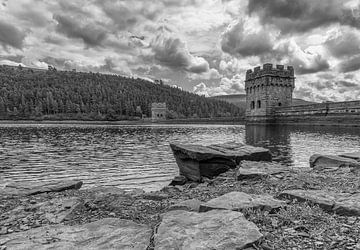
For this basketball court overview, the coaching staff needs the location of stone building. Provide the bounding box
[245,63,295,122]
[151,103,167,121]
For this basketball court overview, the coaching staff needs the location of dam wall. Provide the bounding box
[273,101,360,125]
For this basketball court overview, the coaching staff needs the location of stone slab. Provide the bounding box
[155,210,262,250]
[1,180,83,196]
[200,191,286,213]
[237,161,289,181]
[279,189,360,216]
[309,154,360,170]
[339,152,360,161]
[0,218,151,250]
[170,142,271,181]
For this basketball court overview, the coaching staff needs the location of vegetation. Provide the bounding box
[0,65,242,121]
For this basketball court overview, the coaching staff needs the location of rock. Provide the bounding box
[237,161,289,181]
[0,197,81,228]
[168,199,202,212]
[1,180,83,197]
[279,189,360,216]
[155,210,262,250]
[0,218,151,250]
[309,154,360,171]
[339,152,360,162]
[199,191,286,213]
[89,186,145,197]
[170,142,271,182]
[169,175,187,186]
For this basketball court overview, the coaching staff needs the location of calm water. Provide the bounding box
[1,124,360,191]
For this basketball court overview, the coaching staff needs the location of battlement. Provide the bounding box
[245,63,294,81]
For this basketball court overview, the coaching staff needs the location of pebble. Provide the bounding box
[0,227,7,235]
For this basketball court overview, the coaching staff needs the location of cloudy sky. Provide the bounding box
[1,0,360,102]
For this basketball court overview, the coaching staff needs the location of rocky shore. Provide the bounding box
[1,144,360,249]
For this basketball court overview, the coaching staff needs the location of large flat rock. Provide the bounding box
[170,142,271,181]
[155,210,262,250]
[0,218,152,250]
[1,180,83,196]
[279,189,360,216]
[339,152,360,162]
[237,161,289,181]
[309,154,360,171]
[199,191,286,213]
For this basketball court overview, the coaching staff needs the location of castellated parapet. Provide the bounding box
[245,63,295,122]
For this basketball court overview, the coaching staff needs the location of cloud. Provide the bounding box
[53,14,107,47]
[338,55,360,73]
[0,20,25,49]
[325,29,360,58]
[221,19,274,57]
[193,74,244,97]
[247,0,360,33]
[151,28,210,74]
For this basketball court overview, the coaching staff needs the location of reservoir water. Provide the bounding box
[1,123,360,191]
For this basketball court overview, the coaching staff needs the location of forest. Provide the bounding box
[0,65,243,121]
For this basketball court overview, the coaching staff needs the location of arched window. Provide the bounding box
[257,100,261,109]
[251,101,255,109]
[278,102,282,107]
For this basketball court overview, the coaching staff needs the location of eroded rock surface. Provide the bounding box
[168,199,202,212]
[199,191,286,212]
[237,161,290,181]
[279,189,360,216]
[155,209,262,250]
[1,180,83,197]
[0,218,151,250]
[170,142,271,182]
[309,154,360,171]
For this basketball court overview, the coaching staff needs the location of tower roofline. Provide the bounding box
[246,63,294,81]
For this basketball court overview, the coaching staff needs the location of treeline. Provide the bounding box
[0,65,243,121]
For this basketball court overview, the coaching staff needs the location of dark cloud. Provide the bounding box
[0,54,24,63]
[247,0,360,33]
[0,20,25,49]
[53,14,107,47]
[221,20,273,57]
[291,55,330,75]
[151,30,209,74]
[325,31,360,58]
[337,80,359,88]
[338,55,360,73]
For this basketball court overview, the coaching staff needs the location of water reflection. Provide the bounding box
[245,124,360,168]
[1,123,360,191]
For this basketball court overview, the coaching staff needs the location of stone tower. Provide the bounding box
[151,103,167,121]
[245,63,295,122]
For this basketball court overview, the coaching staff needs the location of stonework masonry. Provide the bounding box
[245,63,295,122]
[151,103,167,121]
[245,63,360,125]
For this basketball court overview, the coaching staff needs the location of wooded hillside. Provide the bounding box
[0,65,242,120]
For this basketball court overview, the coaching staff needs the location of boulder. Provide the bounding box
[169,175,187,186]
[339,152,360,162]
[155,210,262,250]
[0,218,151,250]
[199,191,286,213]
[170,142,271,182]
[279,189,360,216]
[168,199,202,212]
[237,161,289,181]
[1,180,83,197]
[309,154,360,171]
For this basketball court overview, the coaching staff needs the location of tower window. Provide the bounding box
[257,100,261,108]
[278,102,282,107]
[251,101,255,109]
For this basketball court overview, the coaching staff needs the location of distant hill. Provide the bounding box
[211,94,316,109]
[0,65,242,120]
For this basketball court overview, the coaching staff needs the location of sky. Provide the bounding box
[0,0,360,102]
